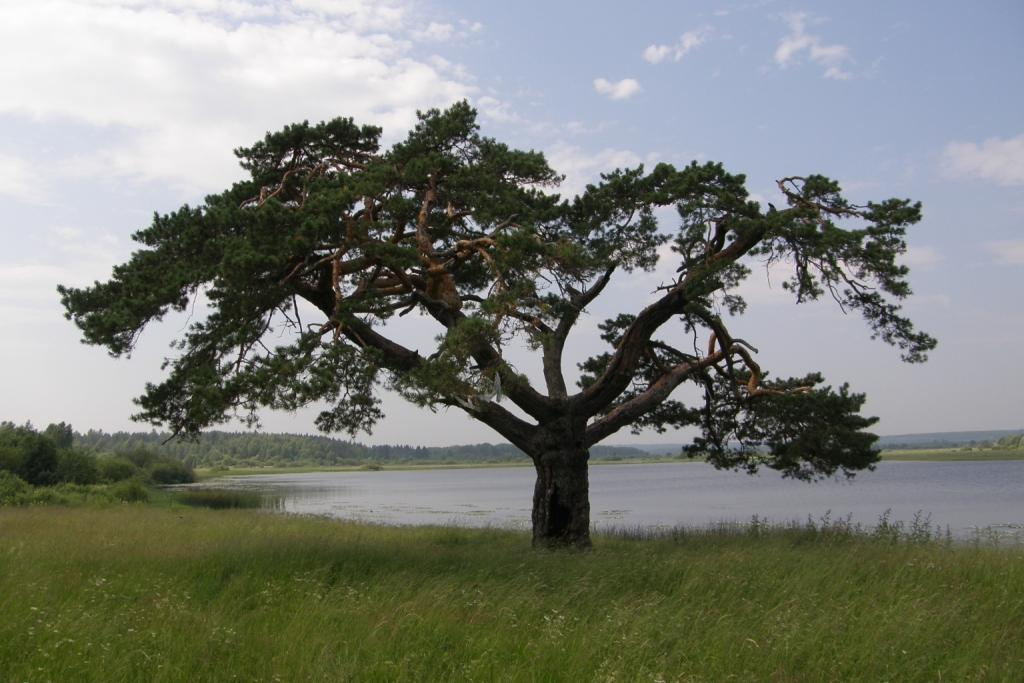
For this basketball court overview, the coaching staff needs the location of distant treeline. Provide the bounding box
[991,434,1024,450]
[74,430,652,468]
[44,427,1024,471]
[876,429,1024,450]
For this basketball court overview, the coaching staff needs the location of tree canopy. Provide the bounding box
[60,102,935,546]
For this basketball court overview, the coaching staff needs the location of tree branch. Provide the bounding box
[449,396,536,455]
[575,222,768,417]
[542,265,617,399]
[584,349,726,446]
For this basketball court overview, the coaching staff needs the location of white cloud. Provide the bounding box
[427,55,473,82]
[593,78,642,101]
[643,45,673,65]
[0,227,125,310]
[984,241,1024,265]
[899,245,943,270]
[545,142,644,197]
[643,27,712,64]
[412,21,455,41]
[289,0,407,30]
[0,263,69,293]
[475,95,520,124]
[0,262,104,304]
[941,134,1024,187]
[821,66,851,81]
[45,225,123,265]
[0,1,475,195]
[0,154,48,204]
[564,120,611,136]
[774,13,852,80]
[412,17,484,43]
[49,225,83,241]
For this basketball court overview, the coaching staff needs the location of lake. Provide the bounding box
[205,460,1024,540]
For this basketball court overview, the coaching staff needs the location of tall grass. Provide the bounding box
[173,488,266,509]
[0,506,1021,681]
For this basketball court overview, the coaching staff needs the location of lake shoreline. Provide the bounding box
[196,447,1024,479]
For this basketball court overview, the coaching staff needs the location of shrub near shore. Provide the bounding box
[0,422,195,505]
[1,506,1021,681]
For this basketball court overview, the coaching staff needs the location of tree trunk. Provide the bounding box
[531,446,591,548]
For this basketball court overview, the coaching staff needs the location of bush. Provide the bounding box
[122,447,159,469]
[98,456,140,483]
[0,445,23,475]
[5,428,58,485]
[0,470,29,505]
[109,478,149,503]
[0,424,58,485]
[56,449,100,485]
[147,459,195,485]
[995,434,1023,449]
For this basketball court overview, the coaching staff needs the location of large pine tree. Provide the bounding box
[61,103,934,547]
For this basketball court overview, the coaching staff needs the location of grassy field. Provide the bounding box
[1,505,1022,682]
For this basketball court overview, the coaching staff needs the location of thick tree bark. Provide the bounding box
[531,445,591,549]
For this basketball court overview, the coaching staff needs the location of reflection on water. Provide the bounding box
[199,461,1024,539]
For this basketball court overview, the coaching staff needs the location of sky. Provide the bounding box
[1,0,1022,446]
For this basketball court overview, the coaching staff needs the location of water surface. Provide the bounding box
[206,460,1024,539]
